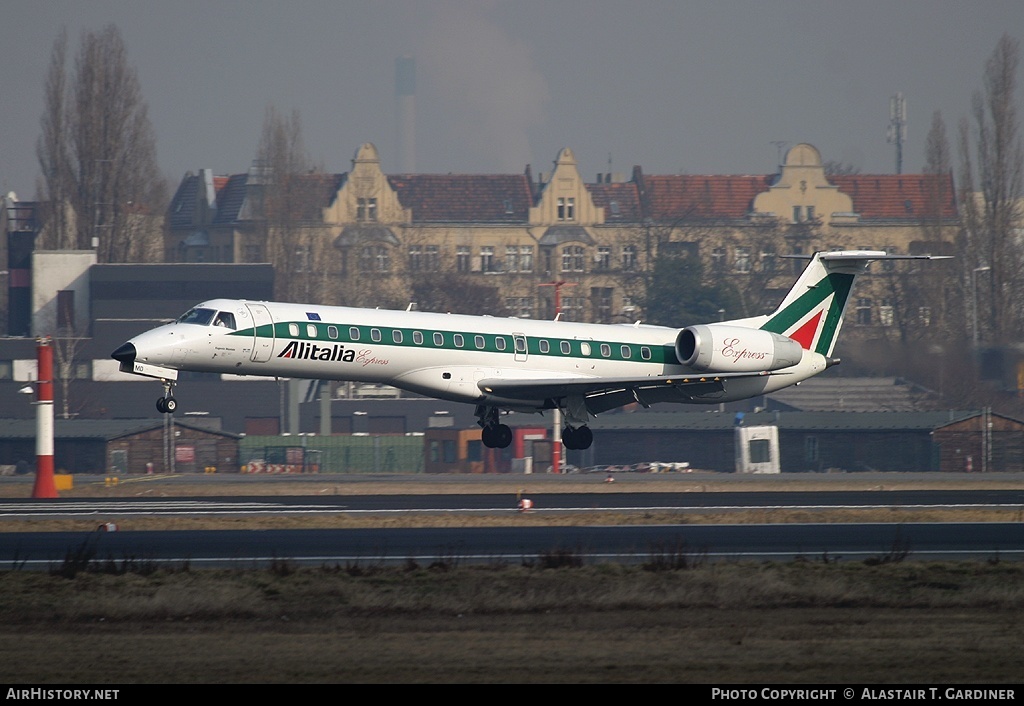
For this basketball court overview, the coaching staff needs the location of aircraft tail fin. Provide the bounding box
[758,250,950,358]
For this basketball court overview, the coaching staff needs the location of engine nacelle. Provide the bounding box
[675,324,803,372]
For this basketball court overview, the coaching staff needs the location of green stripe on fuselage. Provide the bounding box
[230,322,681,365]
[760,272,854,355]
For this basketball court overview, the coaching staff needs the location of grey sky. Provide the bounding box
[1,0,1022,197]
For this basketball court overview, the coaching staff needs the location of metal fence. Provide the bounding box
[239,435,424,474]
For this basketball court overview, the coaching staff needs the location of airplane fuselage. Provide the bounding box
[118,297,826,411]
[111,251,948,449]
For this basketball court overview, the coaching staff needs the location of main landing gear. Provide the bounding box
[155,379,177,414]
[476,405,513,449]
[560,395,594,450]
[477,405,594,450]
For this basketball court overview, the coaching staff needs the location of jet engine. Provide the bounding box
[675,324,803,372]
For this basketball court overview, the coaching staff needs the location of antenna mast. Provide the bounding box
[771,141,788,168]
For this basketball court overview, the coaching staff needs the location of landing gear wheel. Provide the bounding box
[494,423,513,449]
[562,425,593,450]
[157,379,177,415]
[481,423,513,449]
[562,426,576,450]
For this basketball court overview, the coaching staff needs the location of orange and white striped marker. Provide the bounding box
[32,338,57,499]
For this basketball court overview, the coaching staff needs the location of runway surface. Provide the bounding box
[0,488,1023,516]
[1,486,1022,567]
[3,523,1024,568]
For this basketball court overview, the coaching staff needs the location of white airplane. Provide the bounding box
[112,250,946,450]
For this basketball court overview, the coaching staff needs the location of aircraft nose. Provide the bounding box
[111,342,136,365]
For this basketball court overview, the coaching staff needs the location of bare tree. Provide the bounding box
[959,34,1024,345]
[255,107,332,302]
[52,334,86,420]
[822,160,861,176]
[919,112,962,341]
[924,111,953,231]
[410,271,505,316]
[35,29,74,250]
[36,25,166,261]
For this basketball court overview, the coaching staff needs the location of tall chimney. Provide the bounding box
[395,56,416,173]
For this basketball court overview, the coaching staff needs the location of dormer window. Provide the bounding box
[557,197,575,221]
[357,197,378,222]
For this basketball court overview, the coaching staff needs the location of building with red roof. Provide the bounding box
[165,142,958,335]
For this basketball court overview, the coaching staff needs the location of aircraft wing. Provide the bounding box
[477,371,780,415]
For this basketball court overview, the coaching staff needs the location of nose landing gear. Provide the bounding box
[155,379,177,414]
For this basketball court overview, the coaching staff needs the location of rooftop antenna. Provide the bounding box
[771,141,788,168]
[887,92,906,174]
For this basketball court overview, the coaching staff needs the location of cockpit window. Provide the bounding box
[177,308,216,326]
[214,312,236,329]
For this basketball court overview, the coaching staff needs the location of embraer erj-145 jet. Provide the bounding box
[112,250,946,450]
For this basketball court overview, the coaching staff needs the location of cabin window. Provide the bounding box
[348,327,359,341]
[475,335,485,349]
[620,345,631,358]
[641,346,652,360]
[413,331,424,345]
[392,330,403,344]
[539,340,550,354]
[306,324,318,338]
[560,341,571,355]
[288,323,299,337]
[328,326,339,340]
[495,337,507,351]
[433,332,444,346]
[454,333,465,348]
[600,343,611,358]
[514,336,527,354]
[371,328,382,342]
[580,342,591,356]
